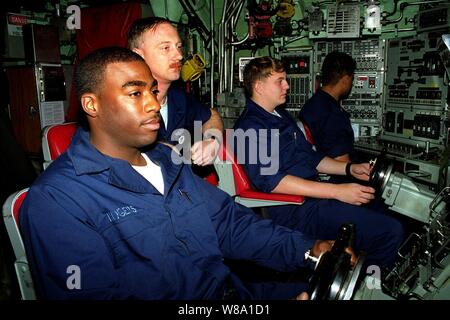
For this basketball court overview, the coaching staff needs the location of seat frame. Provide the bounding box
[2,188,36,300]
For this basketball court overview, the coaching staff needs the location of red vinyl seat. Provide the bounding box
[214,139,304,208]
[42,122,77,169]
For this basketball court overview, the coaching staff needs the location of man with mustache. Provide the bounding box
[128,17,223,167]
[234,57,404,270]
[19,47,339,300]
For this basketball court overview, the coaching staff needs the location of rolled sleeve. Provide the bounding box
[245,163,287,193]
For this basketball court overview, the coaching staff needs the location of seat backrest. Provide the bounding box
[42,122,77,169]
[218,142,252,195]
[2,188,36,300]
[297,120,315,145]
[215,137,255,195]
[204,171,219,186]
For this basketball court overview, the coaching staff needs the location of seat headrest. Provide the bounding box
[44,123,77,160]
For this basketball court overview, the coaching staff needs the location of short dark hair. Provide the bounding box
[243,57,285,98]
[75,47,145,128]
[321,51,356,86]
[127,17,172,49]
[75,46,145,101]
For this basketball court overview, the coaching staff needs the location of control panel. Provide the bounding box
[280,51,313,119]
[382,32,449,149]
[313,39,386,138]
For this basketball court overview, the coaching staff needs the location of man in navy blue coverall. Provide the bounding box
[233,57,404,270]
[128,17,223,167]
[299,51,356,163]
[20,47,338,300]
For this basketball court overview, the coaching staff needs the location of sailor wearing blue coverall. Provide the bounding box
[20,47,333,300]
[158,86,211,142]
[128,17,223,167]
[299,51,356,163]
[234,57,404,269]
